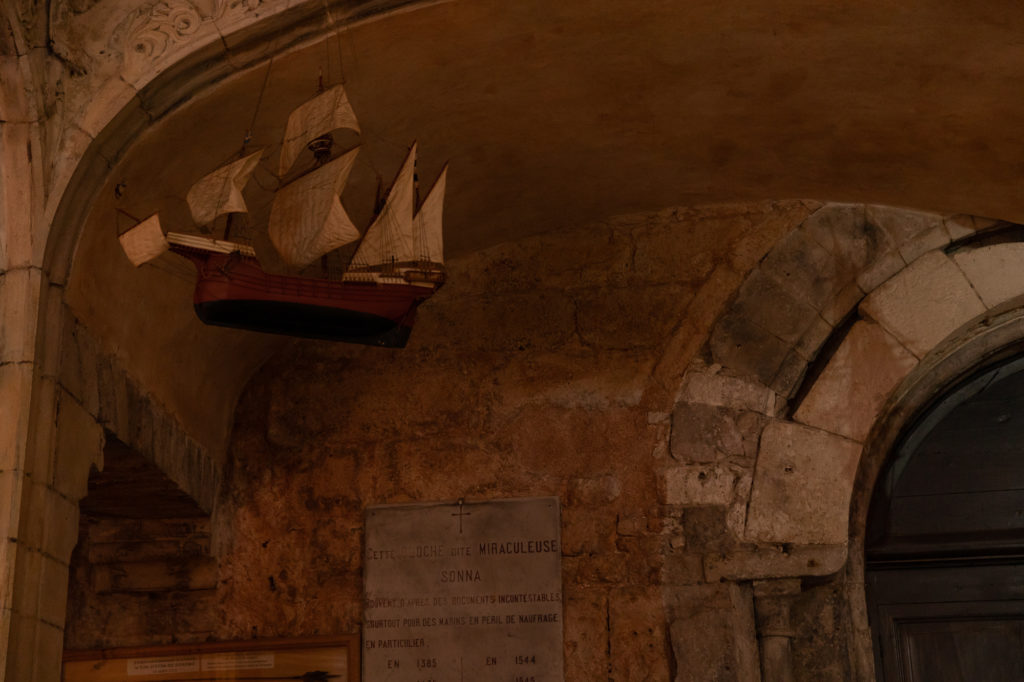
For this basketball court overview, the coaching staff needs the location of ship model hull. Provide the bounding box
[116,82,449,347]
[174,245,437,347]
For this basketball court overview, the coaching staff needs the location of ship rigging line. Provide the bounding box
[242,57,273,157]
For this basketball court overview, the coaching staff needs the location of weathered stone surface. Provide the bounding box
[0,268,41,364]
[37,555,70,626]
[859,251,986,358]
[745,421,862,545]
[709,311,792,386]
[802,204,893,276]
[703,544,848,581]
[609,587,670,682]
[564,588,609,680]
[793,321,918,442]
[728,270,819,346]
[0,363,33,470]
[943,214,980,240]
[569,475,622,505]
[576,283,694,349]
[680,367,777,415]
[866,205,945,249]
[0,123,40,270]
[820,280,865,326]
[671,403,765,463]
[952,242,1024,309]
[897,224,952,264]
[663,464,736,506]
[53,389,105,501]
[794,315,833,362]
[770,348,809,398]
[667,583,758,682]
[760,228,845,313]
[855,248,905,294]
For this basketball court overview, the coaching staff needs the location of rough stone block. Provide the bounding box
[23,376,55,484]
[0,268,42,364]
[793,321,918,442]
[761,229,848,313]
[35,621,65,682]
[568,475,622,505]
[5,612,40,681]
[680,368,777,415]
[660,551,705,585]
[800,204,865,249]
[609,587,670,682]
[671,403,764,462]
[770,348,809,398]
[952,242,1024,309]
[42,488,79,563]
[667,583,757,682]
[709,311,792,387]
[729,270,820,345]
[866,205,944,248]
[703,544,849,581]
[803,203,895,274]
[744,421,862,545]
[794,315,834,362]
[855,248,905,294]
[0,363,33,469]
[0,471,19,559]
[576,284,694,349]
[53,389,105,501]
[821,280,865,326]
[428,290,576,352]
[0,124,36,270]
[12,546,42,617]
[897,224,952,264]
[76,77,138,139]
[92,557,217,593]
[46,126,96,230]
[37,555,69,627]
[943,214,978,240]
[663,464,736,506]
[562,505,615,556]
[859,251,986,358]
[563,588,609,681]
[0,58,30,122]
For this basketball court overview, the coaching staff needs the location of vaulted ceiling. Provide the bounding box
[58,0,1024,451]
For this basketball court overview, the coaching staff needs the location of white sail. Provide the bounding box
[118,213,168,266]
[268,147,361,267]
[185,151,262,226]
[279,84,361,176]
[414,165,447,264]
[351,144,417,267]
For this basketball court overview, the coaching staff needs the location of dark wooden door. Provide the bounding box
[866,358,1024,682]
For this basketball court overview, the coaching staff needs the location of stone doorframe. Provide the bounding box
[663,202,1024,680]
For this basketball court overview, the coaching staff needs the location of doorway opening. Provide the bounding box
[866,355,1024,681]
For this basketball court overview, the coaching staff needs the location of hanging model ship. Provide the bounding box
[117,83,447,348]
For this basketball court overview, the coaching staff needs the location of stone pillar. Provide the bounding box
[0,39,101,681]
[753,579,801,682]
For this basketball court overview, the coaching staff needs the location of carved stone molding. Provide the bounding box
[109,0,262,78]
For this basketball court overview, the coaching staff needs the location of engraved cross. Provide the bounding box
[451,499,471,534]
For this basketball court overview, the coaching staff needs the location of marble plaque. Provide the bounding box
[363,497,564,681]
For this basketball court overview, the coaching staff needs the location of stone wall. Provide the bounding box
[63,200,814,679]
[61,200,1024,681]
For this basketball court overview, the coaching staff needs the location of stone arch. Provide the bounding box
[665,201,1024,680]
[3,3,439,677]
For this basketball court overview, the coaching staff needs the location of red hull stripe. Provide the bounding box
[173,247,433,325]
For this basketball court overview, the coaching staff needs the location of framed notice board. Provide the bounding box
[63,635,359,681]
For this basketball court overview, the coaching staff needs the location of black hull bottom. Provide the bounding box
[195,299,414,348]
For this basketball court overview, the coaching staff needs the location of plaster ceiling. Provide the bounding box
[96,0,1024,259]
[65,0,1024,451]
